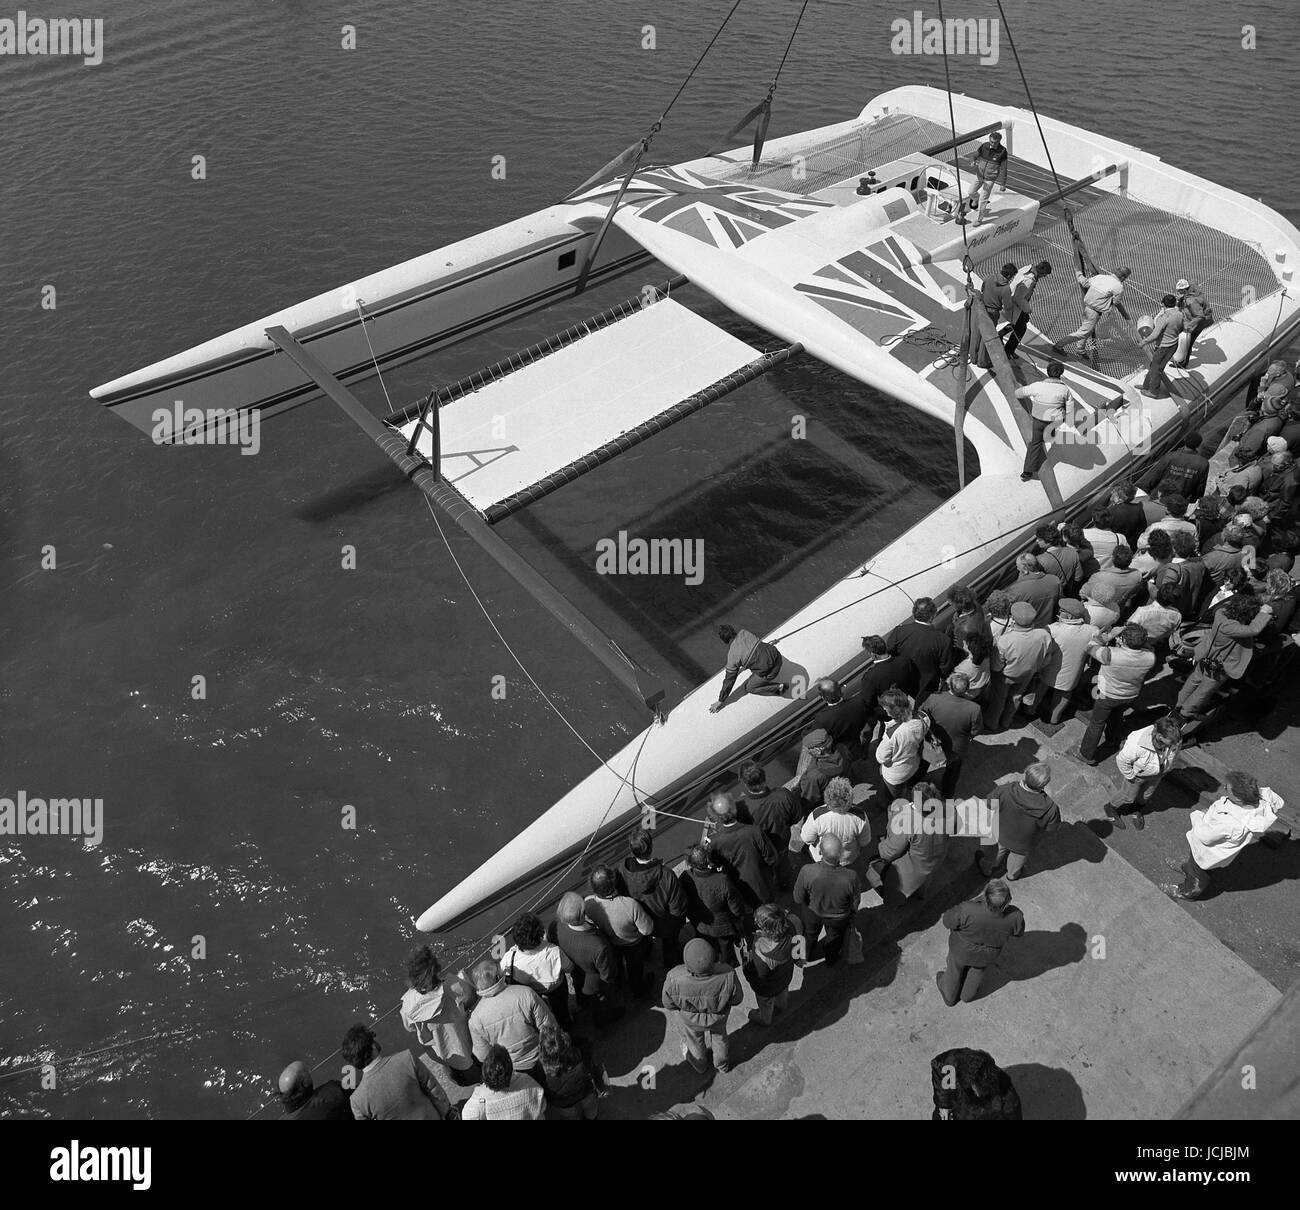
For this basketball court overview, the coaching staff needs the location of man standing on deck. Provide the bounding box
[1171,278,1214,367]
[1016,359,1081,482]
[969,264,1017,370]
[1138,293,1183,399]
[1002,261,1052,358]
[709,623,786,712]
[1051,266,1131,358]
[969,130,1008,223]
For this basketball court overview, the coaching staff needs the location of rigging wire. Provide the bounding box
[994,0,1064,196]
[355,300,395,415]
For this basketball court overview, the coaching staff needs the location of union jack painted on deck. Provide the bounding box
[622,167,835,249]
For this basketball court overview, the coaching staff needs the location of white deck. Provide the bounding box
[398,298,760,512]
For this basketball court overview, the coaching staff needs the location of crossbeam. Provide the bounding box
[265,325,667,715]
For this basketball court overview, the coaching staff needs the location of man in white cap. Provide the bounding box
[1171,278,1214,367]
[1052,266,1131,360]
[969,129,1008,223]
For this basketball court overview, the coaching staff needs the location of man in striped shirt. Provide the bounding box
[1002,261,1052,358]
[1139,293,1184,399]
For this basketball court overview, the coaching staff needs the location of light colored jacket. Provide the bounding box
[799,807,868,865]
[1115,725,1178,782]
[1187,789,1282,870]
[400,977,477,1069]
[876,717,926,786]
[461,1074,546,1121]
[1040,619,1099,690]
[468,978,556,1070]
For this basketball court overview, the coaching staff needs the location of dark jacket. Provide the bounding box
[797,743,852,808]
[615,856,688,921]
[555,920,620,994]
[920,691,983,757]
[738,785,803,851]
[706,821,777,909]
[282,1080,353,1121]
[994,782,1061,856]
[1033,545,1081,592]
[681,866,746,939]
[1108,500,1149,549]
[793,860,860,921]
[1144,447,1209,504]
[886,619,954,696]
[814,695,869,747]
[931,1049,1023,1121]
[943,899,1026,968]
[859,654,920,715]
[878,798,950,897]
[1158,557,1208,619]
[1006,571,1062,630]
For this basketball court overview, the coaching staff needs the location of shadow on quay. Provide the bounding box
[1005,1062,1088,1120]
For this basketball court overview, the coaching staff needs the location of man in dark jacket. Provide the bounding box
[1142,432,1210,503]
[662,938,744,1074]
[1106,481,1149,550]
[679,845,747,966]
[554,891,623,1026]
[705,793,777,913]
[886,598,954,698]
[937,879,1026,1006]
[736,760,802,890]
[792,834,860,966]
[1005,552,1062,629]
[930,1048,1023,1120]
[278,1061,353,1121]
[921,673,984,797]
[977,763,1061,880]
[616,828,689,972]
[859,634,919,736]
[810,677,869,750]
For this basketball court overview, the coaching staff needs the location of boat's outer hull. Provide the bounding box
[90,212,651,436]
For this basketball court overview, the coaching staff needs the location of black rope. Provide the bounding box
[659,0,745,124]
[995,0,1064,197]
[935,0,972,279]
[773,0,811,85]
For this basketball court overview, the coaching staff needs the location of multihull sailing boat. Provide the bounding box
[92,83,1300,941]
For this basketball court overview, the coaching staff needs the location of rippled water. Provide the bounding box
[2,0,1296,1118]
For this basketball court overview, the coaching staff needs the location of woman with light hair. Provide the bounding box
[798,775,867,865]
[875,688,928,794]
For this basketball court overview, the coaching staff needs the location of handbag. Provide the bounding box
[845,923,866,965]
[916,709,946,769]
